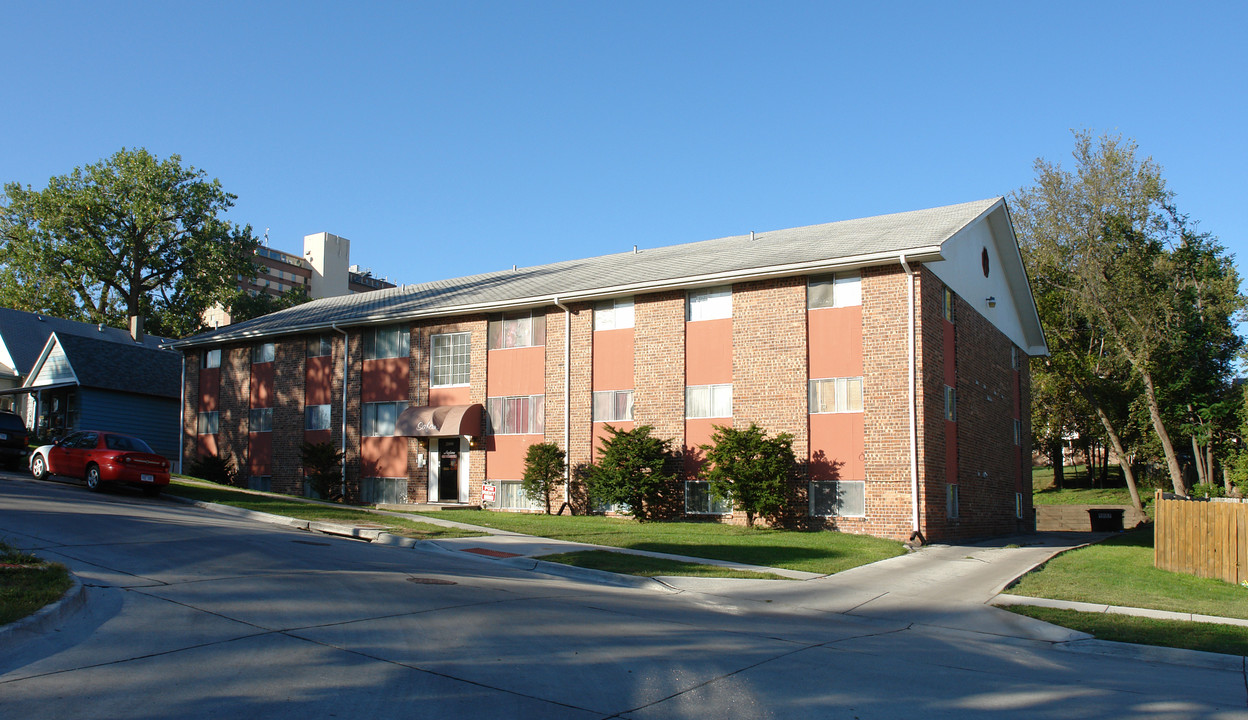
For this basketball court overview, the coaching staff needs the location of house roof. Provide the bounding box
[0,307,167,378]
[25,332,181,399]
[171,197,1044,352]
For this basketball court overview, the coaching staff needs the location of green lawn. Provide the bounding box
[1009,606,1248,657]
[168,481,486,540]
[411,509,905,574]
[540,550,791,579]
[0,539,73,625]
[1007,527,1248,619]
[1032,464,1153,512]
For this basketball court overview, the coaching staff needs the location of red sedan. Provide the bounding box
[30,430,171,497]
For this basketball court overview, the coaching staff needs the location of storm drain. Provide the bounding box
[292,540,332,546]
[407,577,457,585]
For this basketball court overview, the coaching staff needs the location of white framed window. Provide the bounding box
[947,483,960,519]
[809,377,864,414]
[685,481,732,515]
[197,411,219,434]
[431,332,471,386]
[1013,418,1021,446]
[811,480,866,517]
[943,287,955,323]
[488,311,546,349]
[592,390,634,422]
[364,324,410,360]
[363,401,406,437]
[202,349,221,369]
[686,286,732,321]
[944,386,957,422]
[495,480,540,510]
[306,404,331,431]
[308,335,333,358]
[249,407,273,432]
[248,476,272,492]
[487,395,545,435]
[594,297,635,331]
[1010,346,1019,370]
[807,272,862,309]
[1016,492,1024,519]
[252,343,275,364]
[686,384,731,419]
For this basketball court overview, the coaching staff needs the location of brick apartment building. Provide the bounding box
[171,198,1047,542]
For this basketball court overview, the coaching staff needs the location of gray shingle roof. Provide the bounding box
[173,198,1001,347]
[50,333,181,399]
[0,307,167,376]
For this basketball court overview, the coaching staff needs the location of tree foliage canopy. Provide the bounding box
[1012,131,1244,497]
[583,424,675,521]
[0,148,258,338]
[699,423,794,527]
[521,442,566,514]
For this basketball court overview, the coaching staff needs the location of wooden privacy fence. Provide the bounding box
[1154,490,1248,584]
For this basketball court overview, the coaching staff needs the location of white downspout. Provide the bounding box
[553,297,571,511]
[332,323,349,498]
[899,255,922,544]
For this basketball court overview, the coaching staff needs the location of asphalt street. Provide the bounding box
[1,475,1246,719]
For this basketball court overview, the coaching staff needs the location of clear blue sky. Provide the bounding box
[4,2,1245,290]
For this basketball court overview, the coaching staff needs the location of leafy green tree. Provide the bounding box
[302,441,345,500]
[1012,131,1244,497]
[584,424,676,521]
[699,423,794,527]
[521,442,566,514]
[0,148,258,338]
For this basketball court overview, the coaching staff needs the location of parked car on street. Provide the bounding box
[0,410,31,470]
[30,430,171,496]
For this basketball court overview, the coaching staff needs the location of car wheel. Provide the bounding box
[31,454,47,480]
[142,486,161,498]
[85,464,103,492]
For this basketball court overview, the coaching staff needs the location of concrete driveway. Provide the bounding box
[2,475,1245,719]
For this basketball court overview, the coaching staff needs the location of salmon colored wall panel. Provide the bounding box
[592,420,634,460]
[249,432,272,475]
[685,318,732,385]
[486,434,542,479]
[808,412,865,482]
[807,307,863,378]
[592,330,635,391]
[361,436,409,477]
[429,386,470,406]
[362,358,410,403]
[199,367,220,411]
[487,346,546,396]
[305,356,333,406]
[304,429,331,446]
[197,434,218,457]
[684,417,729,473]
[250,362,274,408]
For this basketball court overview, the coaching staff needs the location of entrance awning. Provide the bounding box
[396,404,484,438]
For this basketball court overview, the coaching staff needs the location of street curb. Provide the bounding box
[992,593,1248,628]
[1055,637,1247,672]
[0,575,86,647]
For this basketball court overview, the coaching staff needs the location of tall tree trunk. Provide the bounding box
[1141,370,1187,495]
[1094,404,1143,511]
[1099,443,1109,488]
[1051,438,1064,489]
[1191,436,1207,487]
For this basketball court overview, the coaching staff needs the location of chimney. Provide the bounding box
[129,315,144,342]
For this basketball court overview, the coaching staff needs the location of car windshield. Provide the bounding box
[105,434,153,453]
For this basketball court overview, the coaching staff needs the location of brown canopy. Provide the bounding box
[396,404,484,437]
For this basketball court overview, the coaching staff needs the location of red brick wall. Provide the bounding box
[271,339,305,493]
[181,352,201,469]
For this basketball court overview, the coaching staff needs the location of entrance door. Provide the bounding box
[438,438,459,502]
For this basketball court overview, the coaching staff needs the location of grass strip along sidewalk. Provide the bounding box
[0,539,73,625]
[411,508,906,576]
[1005,527,1248,656]
[169,481,486,541]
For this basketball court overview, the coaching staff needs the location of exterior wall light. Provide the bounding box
[986,296,997,308]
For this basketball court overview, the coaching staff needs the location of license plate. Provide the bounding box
[141,474,154,483]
